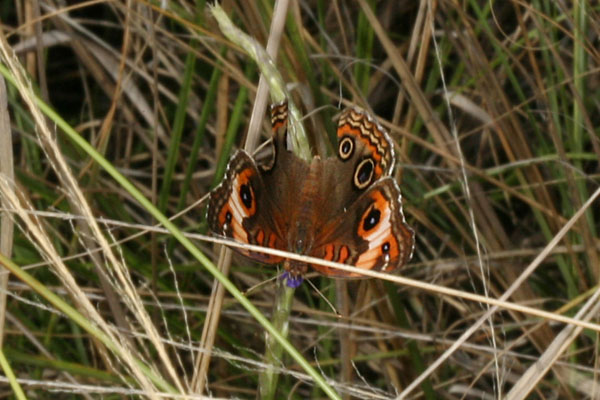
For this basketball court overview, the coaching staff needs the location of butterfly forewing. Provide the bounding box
[336,108,395,189]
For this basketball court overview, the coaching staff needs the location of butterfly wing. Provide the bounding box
[206,150,286,264]
[335,108,395,193]
[308,178,414,277]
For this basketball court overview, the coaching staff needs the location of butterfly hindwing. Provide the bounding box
[309,178,414,277]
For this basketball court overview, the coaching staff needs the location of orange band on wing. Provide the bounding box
[357,191,387,237]
[268,232,278,249]
[337,245,350,264]
[323,244,335,261]
[217,205,231,228]
[256,229,265,246]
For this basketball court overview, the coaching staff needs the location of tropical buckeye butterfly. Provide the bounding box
[207,101,414,287]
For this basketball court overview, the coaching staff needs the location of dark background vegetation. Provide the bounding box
[0,0,599,399]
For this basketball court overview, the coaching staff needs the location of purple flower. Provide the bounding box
[281,271,303,288]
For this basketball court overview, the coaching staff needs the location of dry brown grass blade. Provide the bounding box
[335,280,352,399]
[190,246,232,392]
[91,0,134,163]
[397,0,431,132]
[0,76,14,348]
[245,0,290,151]
[28,0,50,102]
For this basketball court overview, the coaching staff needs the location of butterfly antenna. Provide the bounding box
[243,274,279,296]
[305,278,341,318]
[300,104,335,122]
[179,192,210,217]
[252,137,274,156]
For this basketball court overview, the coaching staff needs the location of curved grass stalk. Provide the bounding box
[258,278,295,399]
[210,4,312,162]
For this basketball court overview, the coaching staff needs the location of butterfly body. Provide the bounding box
[207,102,414,286]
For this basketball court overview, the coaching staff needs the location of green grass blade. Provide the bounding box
[0,346,27,400]
[158,47,197,213]
[259,280,295,399]
[175,51,224,213]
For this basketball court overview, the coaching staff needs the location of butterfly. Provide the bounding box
[207,101,414,288]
